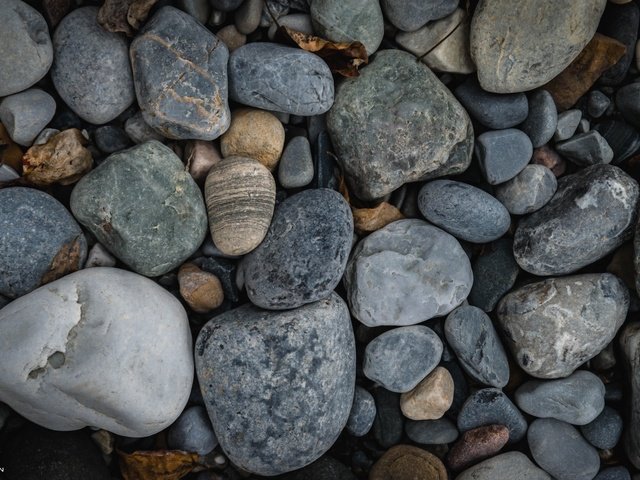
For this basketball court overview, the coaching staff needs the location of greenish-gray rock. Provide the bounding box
[456,452,551,480]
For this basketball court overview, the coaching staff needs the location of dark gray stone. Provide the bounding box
[595,467,631,480]
[556,131,613,166]
[260,0,290,28]
[593,120,640,165]
[346,386,376,437]
[617,83,640,130]
[444,305,510,388]
[372,387,404,448]
[167,406,218,455]
[468,238,519,312]
[456,452,552,480]
[241,188,352,310]
[228,43,334,116]
[278,136,314,188]
[580,406,623,450]
[598,2,639,85]
[277,456,356,480]
[554,109,582,141]
[195,293,355,476]
[513,164,639,275]
[210,0,244,11]
[52,7,134,125]
[363,325,443,393]
[520,89,557,147]
[381,0,457,32]
[179,0,211,23]
[0,187,87,299]
[131,7,230,140]
[443,360,468,418]
[528,418,600,480]
[619,322,640,468]
[327,50,473,201]
[94,126,131,154]
[124,111,166,144]
[0,89,56,146]
[418,179,511,243]
[475,128,532,185]
[405,418,458,445]
[588,91,611,119]
[495,164,557,215]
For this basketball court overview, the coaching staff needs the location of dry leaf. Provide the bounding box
[98,0,159,36]
[0,123,24,174]
[118,450,203,480]
[353,202,405,235]
[40,236,84,285]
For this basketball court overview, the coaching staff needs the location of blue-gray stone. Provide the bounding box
[495,164,557,215]
[372,387,404,448]
[520,89,557,148]
[210,0,243,11]
[588,91,611,119]
[580,406,623,450]
[167,406,218,455]
[0,89,57,146]
[346,386,376,437]
[277,456,357,480]
[405,418,458,445]
[278,136,314,188]
[475,129,532,185]
[381,0,457,32]
[554,109,582,141]
[418,179,511,243]
[556,131,613,167]
[593,120,640,165]
[595,467,631,480]
[456,452,552,480]
[468,238,519,312]
[443,360,469,418]
[94,126,131,154]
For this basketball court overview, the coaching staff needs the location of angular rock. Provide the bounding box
[495,164,558,215]
[369,445,447,480]
[468,238,519,312]
[475,128,533,185]
[0,89,56,146]
[520,90,557,148]
[580,406,623,450]
[554,109,582,142]
[447,425,509,471]
[556,131,614,166]
[588,91,611,118]
[399,366,453,420]
[456,452,552,480]
[382,0,457,32]
[405,418,458,445]
[278,136,314,188]
[167,406,218,455]
[346,386,376,437]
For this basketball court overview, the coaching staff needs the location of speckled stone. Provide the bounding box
[167,406,218,455]
[405,418,458,445]
[580,406,623,450]
[475,129,533,185]
[456,452,552,480]
[381,0,457,33]
[520,89,557,148]
[595,467,631,480]
[346,386,376,437]
[495,164,557,215]
[468,238,519,312]
[195,292,355,476]
[0,89,57,146]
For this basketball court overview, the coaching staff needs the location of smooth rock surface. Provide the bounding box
[468,238,519,312]
[495,164,557,215]
[373,387,404,448]
[475,129,533,185]
[382,0,457,32]
[556,131,614,166]
[554,109,582,141]
[594,120,640,164]
[278,136,314,188]
[167,406,218,455]
[405,418,459,445]
[520,89,557,148]
[580,406,623,450]
[346,386,376,436]
[447,425,509,471]
[0,89,57,146]
[400,366,453,420]
[369,445,447,480]
[595,467,631,480]
[455,452,551,480]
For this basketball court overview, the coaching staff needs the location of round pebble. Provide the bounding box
[346,386,376,437]
[369,445,447,480]
[0,89,56,146]
[475,128,533,185]
[580,406,624,450]
[520,89,558,148]
[405,418,459,445]
[400,366,453,420]
[456,452,552,480]
[178,263,224,313]
[495,164,558,215]
[447,424,509,471]
[168,406,218,455]
[278,136,314,188]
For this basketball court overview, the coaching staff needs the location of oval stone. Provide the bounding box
[370,445,447,480]
[456,452,551,480]
[495,164,557,215]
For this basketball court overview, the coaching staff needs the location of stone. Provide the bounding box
[455,452,552,480]
[211,0,243,11]
[418,179,511,243]
[278,456,356,480]
[346,386,376,436]
[594,120,640,165]
[513,164,639,276]
[496,274,629,379]
[444,305,510,388]
[495,164,558,215]
[0,187,87,299]
[382,0,456,32]
[52,7,134,124]
[369,445,447,480]
[0,0,53,97]
[619,322,640,468]
[70,141,208,277]
[470,0,607,93]
[216,24,246,52]
[0,164,19,182]
[373,387,404,448]
[167,406,218,455]
[195,293,355,476]
[0,267,193,436]
[598,2,639,85]
[515,370,605,425]
[556,131,614,166]
[475,129,533,185]
[454,77,528,129]
[94,126,131,154]
[400,366,453,420]
[580,406,623,450]
[278,136,314,188]
[130,7,230,140]
[229,43,334,116]
[528,418,600,480]
[259,0,289,28]
[353,202,404,235]
[328,50,473,200]
[0,89,56,146]
[184,139,222,184]
[85,243,116,268]
[364,326,442,393]
[595,467,631,480]
[405,418,458,445]
[616,83,640,130]
[344,219,472,327]
[124,111,165,144]
[235,0,263,34]
[178,263,224,313]
[468,238,519,312]
[579,119,591,134]
[588,91,611,118]
[554,110,582,141]
[447,425,509,471]
[268,13,313,40]
[179,0,210,23]
[532,145,566,176]
[520,90,557,147]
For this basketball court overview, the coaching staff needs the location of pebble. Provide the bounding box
[418,179,511,243]
[369,445,447,480]
[619,322,640,468]
[373,387,404,448]
[184,139,222,184]
[167,406,218,455]
[235,0,263,34]
[496,274,629,379]
[94,125,131,154]
[514,370,605,425]
[178,263,224,313]
[528,418,600,480]
[447,425,509,471]
[0,89,56,146]
[468,238,519,312]
[363,325,443,393]
[580,406,623,450]
[0,164,20,182]
[513,164,639,276]
[598,2,639,85]
[267,13,313,40]
[444,305,510,388]
[495,164,558,215]
[556,131,614,166]
[346,386,376,437]
[52,7,134,124]
[520,90,557,148]
[179,0,210,23]
[130,6,230,140]
[85,243,117,268]
[195,292,355,476]
[198,256,240,303]
[405,418,459,445]
[475,129,533,185]
[0,267,193,436]
[593,120,640,164]
[595,467,631,480]
[70,141,208,277]
[554,109,583,141]
[211,0,243,10]
[616,82,640,130]
[278,456,357,480]
[344,219,472,327]
[216,24,246,52]
[532,144,566,176]
[455,452,552,480]
[124,111,165,144]
[400,366,453,420]
[381,0,456,32]
[278,136,314,188]
[470,0,607,93]
[228,43,334,116]
[327,50,473,201]
[588,91,611,118]
[0,187,87,298]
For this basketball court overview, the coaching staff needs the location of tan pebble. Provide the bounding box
[531,145,566,177]
[353,202,404,235]
[400,366,454,421]
[205,156,276,256]
[216,24,247,52]
[184,140,223,184]
[447,424,509,471]
[178,263,224,313]
[370,444,448,480]
[220,108,285,171]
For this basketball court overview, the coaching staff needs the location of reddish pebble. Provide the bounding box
[532,145,566,177]
[447,424,509,471]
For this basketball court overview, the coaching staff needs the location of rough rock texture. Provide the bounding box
[195,293,355,476]
[495,164,557,215]
[580,406,623,450]
[620,322,640,468]
[0,89,57,146]
[455,452,552,480]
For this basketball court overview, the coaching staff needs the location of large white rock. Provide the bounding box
[0,267,193,437]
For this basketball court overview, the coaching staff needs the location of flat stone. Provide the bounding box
[468,238,519,312]
[580,406,623,450]
[369,445,447,480]
[382,0,456,32]
[400,366,453,420]
[278,136,314,188]
[598,2,639,85]
[588,91,611,118]
[520,90,557,147]
[167,405,218,455]
[619,322,640,468]
[455,452,552,480]
[0,89,56,146]
[594,120,640,164]
[475,129,532,185]
[405,418,458,445]
[373,387,404,448]
[447,425,509,471]
[595,467,631,480]
[346,386,376,437]
[556,131,614,166]
[554,110,582,141]
[94,126,131,154]
[495,164,558,215]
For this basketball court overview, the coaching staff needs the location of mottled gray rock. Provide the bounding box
[94,126,131,154]
[595,467,631,480]
[363,326,442,393]
[278,136,314,188]
[418,179,511,243]
[580,406,623,450]
[495,164,557,215]
[405,418,458,445]
[588,91,611,118]
[470,0,607,93]
[228,43,334,116]
[497,274,629,379]
[327,50,473,201]
[0,268,193,436]
[475,129,533,185]
[444,306,509,388]
[168,406,218,455]
[513,164,639,275]
[554,109,582,141]
[0,89,56,146]
[346,386,376,436]
[0,0,53,97]
[195,293,355,476]
[241,189,352,310]
[210,0,243,11]
[468,238,519,312]
[52,7,134,124]
[70,141,208,277]
[520,89,557,147]
[556,131,614,166]
[0,187,87,299]
[235,0,263,34]
[344,219,472,327]
[124,111,165,144]
[381,0,457,32]
[372,387,404,448]
[620,322,640,468]
[456,452,551,480]
[528,418,600,480]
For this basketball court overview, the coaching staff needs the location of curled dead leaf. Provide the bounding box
[118,449,205,480]
[98,0,159,36]
[353,202,405,235]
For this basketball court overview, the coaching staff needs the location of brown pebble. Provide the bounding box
[400,367,454,421]
[531,145,566,177]
[370,444,448,480]
[178,263,224,313]
[216,24,247,52]
[447,424,509,471]
[184,140,222,184]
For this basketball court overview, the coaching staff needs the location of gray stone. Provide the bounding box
[52,7,135,125]
[85,243,117,268]
[381,0,457,32]
[580,406,623,450]
[195,293,355,476]
[497,274,629,379]
[470,0,607,93]
[229,43,334,116]
[528,418,600,480]
[456,452,551,480]
[346,386,376,436]
[495,164,557,215]
[278,136,314,188]
[0,164,19,182]
[278,456,356,480]
[513,164,639,276]
[240,188,352,310]
[556,131,614,166]
[444,305,510,388]
[268,13,313,39]
[468,238,519,312]
[0,187,87,299]
[94,126,131,154]
[595,467,631,480]
[235,0,263,34]
[475,128,533,185]
[168,406,218,455]
[131,7,230,140]
[70,141,208,277]
[363,326,443,393]
[418,179,511,243]
[579,119,591,134]
[344,219,472,327]
[259,0,289,27]
[179,0,211,23]
[619,322,640,468]
[520,89,557,147]
[0,267,193,436]
[588,91,611,118]
[405,418,458,445]
[0,0,53,96]
[372,387,404,448]
[599,1,639,86]
[124,111,165,144]
[0,89,56,146]
[617,83,640,130]
[210,0,243,11]
[554,109,583,141]
[328,50,473,201]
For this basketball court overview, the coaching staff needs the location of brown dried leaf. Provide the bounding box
[40,236,84,285]
[118,450,202,480]
[353,202,405,235]
[98,0,159,36]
